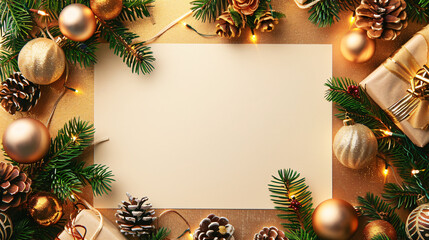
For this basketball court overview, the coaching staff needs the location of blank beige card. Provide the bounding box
[94,44,332,209]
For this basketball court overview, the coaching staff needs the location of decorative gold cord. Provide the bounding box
[157,210,192,239]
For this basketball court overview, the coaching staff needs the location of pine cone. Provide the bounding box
[0,72,41,115]
[232,0,260,15]
[256,11,279,32]
[194,214,235,240]
[116,193,157,237]
[216,11,243,39]
[0,162,32,211]
[355,0,408,40]
[254,227,287,240]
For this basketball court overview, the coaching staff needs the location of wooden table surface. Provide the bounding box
[0,0,424,239]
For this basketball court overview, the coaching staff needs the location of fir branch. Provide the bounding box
[99,19,155,74]
[308,0,341,27]
[40,0,90,21]
[0,0,33,38]
[371,234,391,240]
[10,215,64,240]
[118,0,154,21]
[191,0,229,22]
[79,163,114,196]
[147,227,171,240]
[358,193,407,240]
[0,50,19,81]
[269,169,315,236]
[382,183,421,210]
[284,229,317,240]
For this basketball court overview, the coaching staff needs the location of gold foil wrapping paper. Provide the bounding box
[360,25,429,147]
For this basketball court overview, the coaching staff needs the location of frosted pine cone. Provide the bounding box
[254,226,287,240]
[194,214,235,240]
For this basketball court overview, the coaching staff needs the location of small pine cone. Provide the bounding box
[194,214,235,240]
[231,0,260,15]
[116,193,157,237]
[255,11,279,32]
[0,162,32,211]
[254,226,287,240]
[0,72,41,115]
[216,11,243,39]
[355,0,407,41]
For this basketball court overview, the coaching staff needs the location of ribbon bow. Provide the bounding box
[384,35,429,130]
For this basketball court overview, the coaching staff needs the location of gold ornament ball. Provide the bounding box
[18,38,66,85]
[333,118,378,169]
[0,213,13,240]
[90,0,123,20]
[340,28,376,63]
[59,4,97,42]
[363,220,397,240]
[28,193,63,227]
[312,199,359,240]
[2,118,50,164]
[406,203,429,239]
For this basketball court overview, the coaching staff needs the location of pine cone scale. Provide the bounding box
[0,163,31,211]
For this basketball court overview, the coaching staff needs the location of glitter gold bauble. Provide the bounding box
[312,199,359,240]
[2,118,50,164]
[90,0,123,20]
[406,202,429,240]
[18,38,66,85]
[340,28,375,63]
[59,4,97,42]
[363,220,397,240]
[0,213,13,240]
[333,118,378,169]
[28,193,63,227]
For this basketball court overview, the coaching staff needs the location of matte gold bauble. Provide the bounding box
[59,4,97,42]
[333,118,378,169]
[363,220,397,240]
[90,0,123,20]
[18,38,66,85]
[28,193,63,227]
[2,118,50,164]
[340,28,375,63]
[312,199,359,240]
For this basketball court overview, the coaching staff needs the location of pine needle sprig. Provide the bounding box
[269,169,316,237]
[0,0,33,38]
[308,0,341,27]
[10,215,64,240]
[99,19,155,74]
[191,0,229,22]
[358,193,407,239]
[371,233,391,240]
[148,227,171,240]
[0,50,19,81]
[284,228,317,240]
[382,183,421,210]
[119,0,154,21]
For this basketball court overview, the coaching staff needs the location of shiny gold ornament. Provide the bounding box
[0,213,13,240]
[18,38,66,85]
[363,220,397,240]
[340,28,375,63]
[2,118,50,164]
[28,193,63,227]
[90,0,123,20]
[312,199,359,240]
[59,4,97,42]
[333,118,378,169]
[406,202,429,240]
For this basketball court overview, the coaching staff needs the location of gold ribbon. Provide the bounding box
[384,27,429,130]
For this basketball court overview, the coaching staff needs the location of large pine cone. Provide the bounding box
[116,193,157,237]
[256,11,279,32]
[216,11,243,39]
[0,162,32,211]
[232,0,260,15]
[194,214,235,240]
[0,72,41,115]
[254,227,287,240]
[355,0,407,40]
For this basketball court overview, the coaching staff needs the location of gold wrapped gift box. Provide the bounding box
[360,25,429,147]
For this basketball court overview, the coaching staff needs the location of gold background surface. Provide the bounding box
[0,0,423,239]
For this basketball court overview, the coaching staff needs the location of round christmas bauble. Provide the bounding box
[0,213,13,240]
[28,193,63,227]
[2,118,50,164]
[312,199,359,240]
[340,28,375,63]
[18,38,66,85]
[59,4,97,42]
[406,203,429,240]
[363,220,397,240]
[90,0,123,20]
[333,118,378,169]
